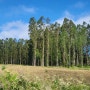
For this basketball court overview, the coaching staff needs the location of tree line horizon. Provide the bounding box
[0,16,90,67]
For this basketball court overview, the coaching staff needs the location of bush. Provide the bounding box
[0,71,28,90]
[1,65,6,70]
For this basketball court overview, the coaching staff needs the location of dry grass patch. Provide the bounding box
[0,64,90,85]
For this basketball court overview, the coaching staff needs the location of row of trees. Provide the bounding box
[29,16,90,67]
[0,38,28,65]
[0,17,90,67]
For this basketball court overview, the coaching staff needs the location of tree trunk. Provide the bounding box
[11,53,13,64]
[86,45,89,65]
[56,30,59,66]
[81,48,83,67]
[76,52,79,66]
[72,46,75,66]
[63,48,65,66]
[46,30,49,66]
[68,44,71,67]
[33,41,37,66]
[41,36,44,66]
[63,38,66,66]
[20,48,21,65]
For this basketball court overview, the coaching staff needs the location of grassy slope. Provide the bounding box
[0,65,90,85]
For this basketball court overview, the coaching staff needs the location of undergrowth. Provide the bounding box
[0,65,90,90]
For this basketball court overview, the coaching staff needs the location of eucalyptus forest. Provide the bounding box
[0,16,90,67]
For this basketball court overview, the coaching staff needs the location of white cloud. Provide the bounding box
[74,2,85,8]
[55,18,64,25]
[55,11,90,25]
[74,16,90,25]
[0,21,29,39]
[55,11,74,25]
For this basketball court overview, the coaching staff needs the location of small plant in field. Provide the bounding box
[29,81,41,90]
[1,65,6,70]
[67,84,90,90]
[45,69,48,73]
[51,78,60,90]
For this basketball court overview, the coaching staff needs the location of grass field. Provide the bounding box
[0,65,90,90]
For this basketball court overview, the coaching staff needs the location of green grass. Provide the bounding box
[46,65,90,70]
[69,66,90,70]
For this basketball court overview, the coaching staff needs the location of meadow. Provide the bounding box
[0,65,90,90]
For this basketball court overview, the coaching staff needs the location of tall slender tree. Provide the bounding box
[29,17,37,66]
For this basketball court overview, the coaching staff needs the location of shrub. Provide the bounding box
[1,65,6,70]
[0,71,28,90]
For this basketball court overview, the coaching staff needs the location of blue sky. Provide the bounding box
[0,0,90,39]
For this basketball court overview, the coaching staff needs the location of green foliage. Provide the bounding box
[0,70,90,90]
[67,84,90,90]
[0,71,28,90]
[51,78,60,90]
[29,81,41,90]
[69,66,90,70]
[51,77,90,90]
[1,65,6,70]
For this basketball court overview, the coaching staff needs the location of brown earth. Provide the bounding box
[0,65,90,85]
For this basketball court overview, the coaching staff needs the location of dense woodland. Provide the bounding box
[0,16,90,67]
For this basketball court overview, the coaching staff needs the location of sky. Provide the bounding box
[0,0,90,39]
